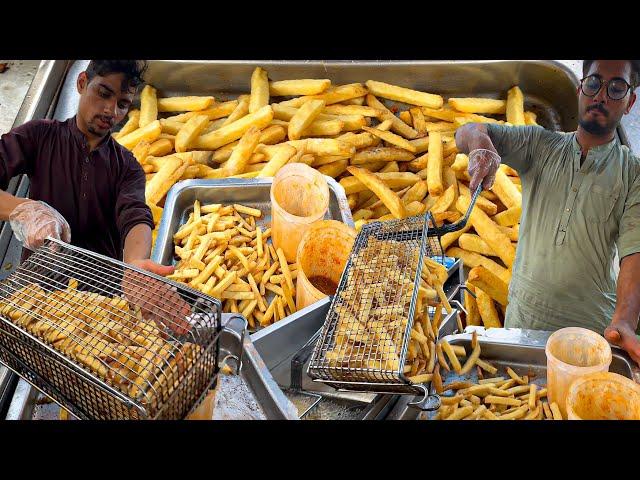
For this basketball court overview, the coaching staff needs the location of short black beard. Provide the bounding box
[578,118,615,136]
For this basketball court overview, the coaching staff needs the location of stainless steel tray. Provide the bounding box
[151,178,354,266]
[385,327,640,420]
[140,60,579,132]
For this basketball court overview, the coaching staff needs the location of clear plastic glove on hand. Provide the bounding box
[9,200,71,250]
[468,148,501,191]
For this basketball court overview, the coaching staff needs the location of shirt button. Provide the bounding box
[566,208,571,212]
[85,158,90,164]
[82,193,87,199]
[572,187,577,192]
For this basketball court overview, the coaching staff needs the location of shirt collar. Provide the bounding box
[571,131,618,159]
[67,115,113,154]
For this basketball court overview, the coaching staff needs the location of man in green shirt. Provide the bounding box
[455,60,640,365]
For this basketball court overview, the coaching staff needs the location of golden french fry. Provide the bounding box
[347,166,407,219]
[362,126,417,153]
[365,80,443,109]
[175,114,209,153]
[157,96,215,112]
[448,97,506,114]
[269,79,331,96]
[427,132,443,197]
[257,144,297,177]
[288,99,326,140]
[506,86,526,126]
[524,111,538,126]
[352,147,414,165]
[474,287,502,329]
[117,120,162,151]
[114,110,140,139]
[195,105,273,151]
[145,156,187,205]
[139,85,158,128]
[366,94,418,139]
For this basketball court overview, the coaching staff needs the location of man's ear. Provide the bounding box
[77,71,88,94]
[625,91,637,115]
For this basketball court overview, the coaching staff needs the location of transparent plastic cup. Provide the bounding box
[566,371,640,420]
[545,327,612,418]
[270,163,330,263]
[295,220,356,310]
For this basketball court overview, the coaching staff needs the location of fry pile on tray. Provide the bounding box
[325,236,453,379]
[168,201,298,329]
[113,67,537,329]
[428,331,564,420]
[0,278,197,406]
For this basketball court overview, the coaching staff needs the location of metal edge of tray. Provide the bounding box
[384,327,640,420]
[151,177,354,265]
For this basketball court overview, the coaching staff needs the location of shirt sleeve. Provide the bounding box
[115,152,154,244]
[0,120,41,190]
[485,124,547,176]
[617,170,640,261]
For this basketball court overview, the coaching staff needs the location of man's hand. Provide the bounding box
[605,320,640,366]
[8,200,71,250]
[468,148,501,191]
[123,259,192,336]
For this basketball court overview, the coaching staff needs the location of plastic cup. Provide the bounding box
[270,163,330,263]
[566,371,640,420]
[295,220,356,310]
[545,327,612,418]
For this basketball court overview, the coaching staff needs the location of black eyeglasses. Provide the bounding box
[580,74,634,101]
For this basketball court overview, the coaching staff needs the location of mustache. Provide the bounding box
[94,115,114,127]
[586,103,609,116]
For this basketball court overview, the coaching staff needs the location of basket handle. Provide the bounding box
[436,185,482,235]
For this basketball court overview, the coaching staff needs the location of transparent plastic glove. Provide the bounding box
[8,200,71,250]
[468,148,501,191]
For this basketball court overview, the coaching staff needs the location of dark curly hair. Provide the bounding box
[582,60,640,89]
[85,60,148,91]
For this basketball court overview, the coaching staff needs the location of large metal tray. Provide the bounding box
[152,178,354,266]
[385,327,640,420]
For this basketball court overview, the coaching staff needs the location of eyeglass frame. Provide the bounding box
[579,74,635,101]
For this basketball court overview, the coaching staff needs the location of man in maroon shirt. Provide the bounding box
[0,60,167,270]
[0,60,189,333]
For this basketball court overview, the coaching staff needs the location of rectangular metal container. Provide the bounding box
[385,327,640,420]
[151,178,354,266]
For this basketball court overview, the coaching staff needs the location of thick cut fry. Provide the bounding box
[157,96,215,112]
[446,247,511,284]
[325,104,382,117]
[195,105,273,150]
[114,110,140,139]
[550,402,563,420]
[407,373,433,384]
[288,99,326,140]
[302,120,344,137]
[249,67,270,114]
[352,147,414,165]
[289,138,354,157]
[506,86,526,126]
[468,266,509,306]
[365,80,443,109]
[427,132,443,197]
[492,206,522,227]
[318,159,348,178]
[286,83,368,108]
[220,126,262,176]
[458,234,497,257]
[269,79,331,96]
[464,284,482,326]
[430,185,456,214]
[362,126,417,153]
[347,166,406,219]
[257,144,297,177]
[458,182,498,216]
[222,95,250,126]
[492,169,523,209]
[366,94,418,139]
[524,111,538,126]
[402,180,428,204]
[474,287,502,329]
[148,138,173,157]
[448,97,506,114]
[117,120,162,151]
[175,114,209,153]
[145,156,187,205]
[456,195,515,268]
[139,85,158,128]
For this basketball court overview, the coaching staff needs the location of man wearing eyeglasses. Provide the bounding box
[455,60,640,364]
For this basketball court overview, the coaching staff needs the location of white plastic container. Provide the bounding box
[545,327,612,418]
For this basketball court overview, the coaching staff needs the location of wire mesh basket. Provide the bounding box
[0,238,239,420]
[307,187,481,398]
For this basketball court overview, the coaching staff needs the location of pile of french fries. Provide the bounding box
[426,331,563,420]
[112,67,536,330]
[0,279,197,405]
[324,237,453,380]
[168,201,298,330]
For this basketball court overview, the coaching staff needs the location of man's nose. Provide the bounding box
[104,98,117,116]
[594,82,608,104]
